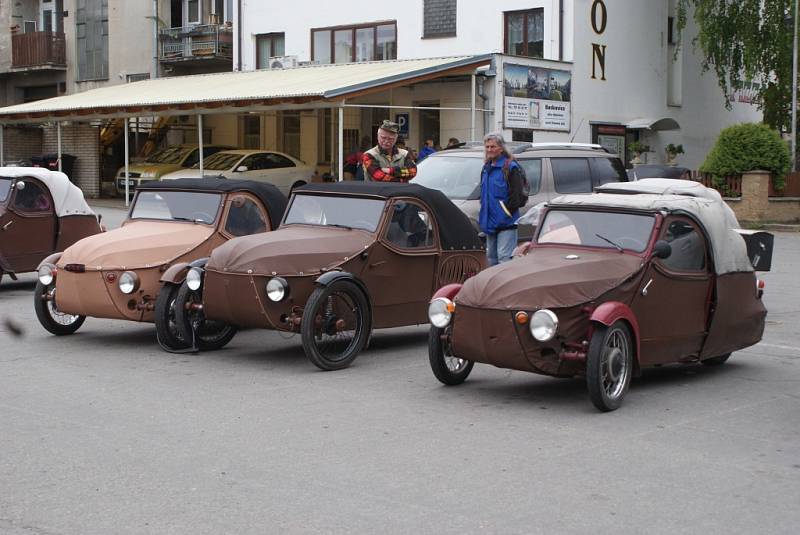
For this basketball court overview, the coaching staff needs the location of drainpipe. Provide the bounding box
[57,122,62,172]
[338,103,344,181]
[237,0,243,71]
[197,114,204,175]
[470,73,476,141]
[124,118,130,207]
[153,0,159,79]
[559,0,564,61]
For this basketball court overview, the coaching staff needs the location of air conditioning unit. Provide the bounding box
[268,55,299,70]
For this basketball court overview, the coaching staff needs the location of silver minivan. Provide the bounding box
[412,143,629,241]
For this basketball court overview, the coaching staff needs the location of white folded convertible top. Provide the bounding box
[0,167,95,217]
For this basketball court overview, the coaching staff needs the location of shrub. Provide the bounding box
[629,141,650,154]
[665,143,684,155]
[700,123,790,189]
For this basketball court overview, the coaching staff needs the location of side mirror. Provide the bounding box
[652,240,672,259]
[235,166,248,172]
[14,181,25,191]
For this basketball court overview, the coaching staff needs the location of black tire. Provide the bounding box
[154,283,190,350]
[33,281,85,336]
[301,280,371,371]
[586,321,633,412]
[173,282,237,351]
[428,325,473,385]
[701,353,731,366]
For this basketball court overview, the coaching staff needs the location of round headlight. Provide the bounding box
[186,267,203,291]
[118,271,140,294]
[530,309,558,342]
[266,277,288,302]
[38,264,56,285]
[428,297,455,328]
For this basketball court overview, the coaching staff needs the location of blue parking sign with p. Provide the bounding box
[395,113,409,136]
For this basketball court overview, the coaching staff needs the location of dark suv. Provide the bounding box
[411,143,629,240]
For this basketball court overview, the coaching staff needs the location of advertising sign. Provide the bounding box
[395,113,409,137]
[503,63,571,132]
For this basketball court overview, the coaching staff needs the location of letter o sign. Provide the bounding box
[591,0,607,34]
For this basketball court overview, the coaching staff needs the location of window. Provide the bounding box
[255,33,285,69]
[12,181,51,213]
[423,0,457,38]
[225,196,268,236]
[76,0,109,81]
[241,116,261,149]
[552,158,592,193]
[312,21,396,64]
[385,201,435,250]
[590,157,628,186]
[518,159,542,194]
[505,8,544,58]
[281,111,301,158]
[187,0,200,24]
[262,153,295,169]
[660,220,706,272]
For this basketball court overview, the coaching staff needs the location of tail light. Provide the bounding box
[757,279,765,299]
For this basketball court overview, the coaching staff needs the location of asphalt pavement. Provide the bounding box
[0,204,798,535]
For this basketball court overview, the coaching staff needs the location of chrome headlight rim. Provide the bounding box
[37,263,56,286]
[428,297,455,328]
[186,267,204,292]
[530,309,558,342]
[266,277,289,302]
[118,271,140,294]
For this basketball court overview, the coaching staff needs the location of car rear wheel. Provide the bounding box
[301,280,371,371]
[33,281,85,336]
[154,283,189,350]
[701,353,731,366]
[174,282,237,351]
[586,321,633,412]
[428,325,473,385]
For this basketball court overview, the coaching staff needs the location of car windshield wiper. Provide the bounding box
[595,233,623,252]
[324,223,353,230]
[173,216,204,224]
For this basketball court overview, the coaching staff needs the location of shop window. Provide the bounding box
[385,201,435,250]
[255,32,285,69]
[423,0,457,38]
[504,8,543,58]
[312,21,396,64]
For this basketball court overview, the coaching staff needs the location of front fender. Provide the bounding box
[431,283,463,301]
[160,262,190,284]
[37,252,63,270]
[314,271,372,313]
[590,301,641,367]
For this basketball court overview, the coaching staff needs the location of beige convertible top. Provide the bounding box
[0,166,95,217]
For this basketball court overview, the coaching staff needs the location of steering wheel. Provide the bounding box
[190,211,214,223]
[615,237,646,250]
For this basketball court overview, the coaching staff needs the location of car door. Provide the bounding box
[359,199,437,328]
[630,216,713,365]
[2,178,57,272]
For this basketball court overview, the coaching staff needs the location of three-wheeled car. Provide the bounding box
[173,182,487,369]
[33,178,286,350]
[1,167,102,285]
[426,179,772,411]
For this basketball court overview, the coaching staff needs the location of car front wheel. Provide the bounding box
[33,281,85,335]
[301,279,371,371]
[428,325,473,385]
[586,321,633,412]
[173,282,237,351]
[154,283,189,350]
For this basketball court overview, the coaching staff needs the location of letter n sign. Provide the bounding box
[592,44,606,80]
[591,0,607,81]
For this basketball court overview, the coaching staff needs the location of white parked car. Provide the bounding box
[161,150,315,195]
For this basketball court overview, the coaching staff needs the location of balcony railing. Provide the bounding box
[159,24,233,64]
[11,31,66,69]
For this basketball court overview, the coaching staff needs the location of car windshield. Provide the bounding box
[129,191,222,224]
[412,156,482,200]
[145,146,193,164]
[537,209,655,252]
[193,152,243,171]
[0,178,12,203]
[284,194,386,232]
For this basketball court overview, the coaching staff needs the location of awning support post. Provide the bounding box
[338,104,344,182]
[124,117,130,207]
[56,122,62,172]
[471,73,476,142]
[197,114,204,175]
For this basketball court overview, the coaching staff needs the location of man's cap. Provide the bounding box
[379,120,400,134]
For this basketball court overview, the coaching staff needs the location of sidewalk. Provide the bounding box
[88,197,129,210]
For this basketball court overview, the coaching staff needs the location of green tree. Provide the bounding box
[676,0,793,130]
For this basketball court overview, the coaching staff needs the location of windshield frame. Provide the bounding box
[282,193,387,233]
[535,207,656,254]
[128,190,224,225]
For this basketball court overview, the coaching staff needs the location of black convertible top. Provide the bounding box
[294,182,483,250]
[138,178,288,227]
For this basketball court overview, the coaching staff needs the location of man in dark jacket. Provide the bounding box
[478,132,526,265]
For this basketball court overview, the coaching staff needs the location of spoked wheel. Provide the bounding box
[428,325,473,385]
[701,353,731,366]
[586,321,633,412]
[301,280,371,371]
[154,283,189,350]
[33,281,85,335]
[174,282,237,351]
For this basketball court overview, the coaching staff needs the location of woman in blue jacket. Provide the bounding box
[478,133,527,265]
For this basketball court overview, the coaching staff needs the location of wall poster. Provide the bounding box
[503,63,572,132]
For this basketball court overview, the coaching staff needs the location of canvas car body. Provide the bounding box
[1,167,102,284]
[176,182,487,369]
[33,178,287,349]
[427,179,772,411]
[160,149,315,196]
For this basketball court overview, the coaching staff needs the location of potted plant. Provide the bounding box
[628,141,650,165]
[665,143,684,165]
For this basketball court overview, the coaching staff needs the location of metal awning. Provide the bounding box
[0,55,492,124]
[626,117,680,131]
